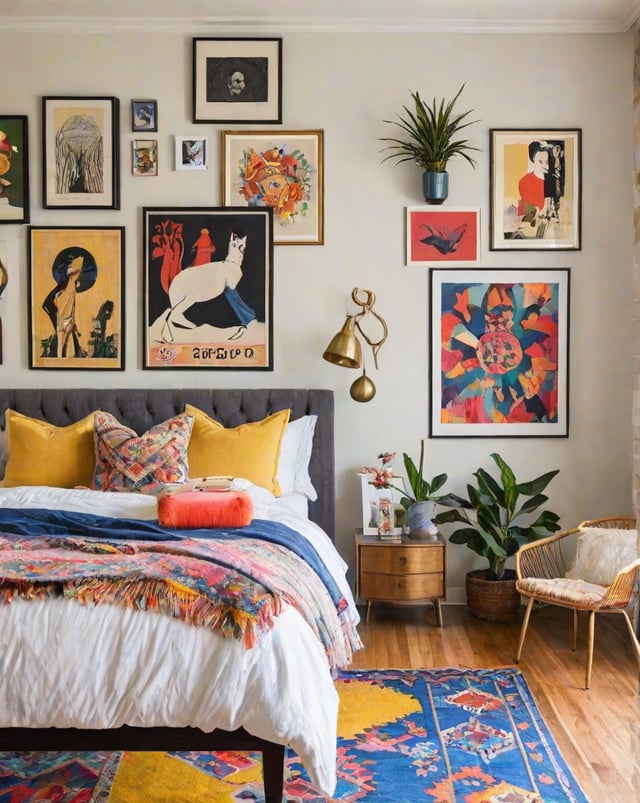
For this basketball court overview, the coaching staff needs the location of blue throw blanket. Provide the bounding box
[0,507,344,610]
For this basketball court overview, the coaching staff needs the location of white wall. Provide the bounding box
[0,29,634,600]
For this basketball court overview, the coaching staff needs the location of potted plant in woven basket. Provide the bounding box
[434,453,561,622]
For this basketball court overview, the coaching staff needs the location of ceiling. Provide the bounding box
[6,0,640,33]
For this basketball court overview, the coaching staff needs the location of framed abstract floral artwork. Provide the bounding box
[42,96,120,210]
[28,226,125,370]
[0,115,29,224]
[490,128,581,250]
[221,130,324,245]
[430,267,570,437]
[142,206,273,370]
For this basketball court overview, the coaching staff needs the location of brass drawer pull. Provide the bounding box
[398,556,407,565]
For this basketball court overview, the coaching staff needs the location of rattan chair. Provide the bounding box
[515,516,640,689]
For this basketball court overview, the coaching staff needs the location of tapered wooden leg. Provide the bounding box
[366,600,372,624]
[585,610,596,690]
[433,598,443,627]
[515,596,535,662]
[573,608,578,651]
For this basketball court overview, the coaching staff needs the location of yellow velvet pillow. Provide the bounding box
[185,405,290,495]
[3,409,97,488]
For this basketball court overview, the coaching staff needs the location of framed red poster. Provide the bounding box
[406,206,480,266]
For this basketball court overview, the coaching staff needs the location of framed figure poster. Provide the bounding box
[430,267,570,437]
[222,129,324,244]
[142,206,273,370]
[28,226,125,370]
[0,116,29,224]
[490,128,581,250]
[42,96,120,209]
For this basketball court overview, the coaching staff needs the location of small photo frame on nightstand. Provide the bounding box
[359,473,404,537]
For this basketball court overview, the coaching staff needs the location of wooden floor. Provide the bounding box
[350,602,640,802]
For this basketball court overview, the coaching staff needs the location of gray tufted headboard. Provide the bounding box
[0,388,335,539]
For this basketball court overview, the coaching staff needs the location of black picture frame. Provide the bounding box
[0,115,30,224]
[28,225,125,370]
[192,37,282,124]
[142,206,274,370]
[42,96,120,210]
[131,99,158,132]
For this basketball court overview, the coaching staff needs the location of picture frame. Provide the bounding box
[28,226,125,370]
[174,136,208,171]
[142,206,273,370]
[406,206,480,266]
[131,99,157,132]
[222,130,324,245]
[42,96,120,210]
[192,37,282,124]
[360,473,405,537]
[430,267,570,438]
[490,128,581,251]
[132,139,158,177]
[0,115,30,224]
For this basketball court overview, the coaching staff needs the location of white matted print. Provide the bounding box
[174,136,208,171]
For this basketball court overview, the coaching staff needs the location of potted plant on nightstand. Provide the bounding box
[364,440,463,539]
[380,83,480,204]
[434,453,561,622]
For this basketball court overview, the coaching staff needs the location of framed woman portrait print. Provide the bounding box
[28,226,125,370]
[0,115,29,224]
[490,129,581,251]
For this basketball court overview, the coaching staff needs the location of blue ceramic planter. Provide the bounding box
[423,171,449,204]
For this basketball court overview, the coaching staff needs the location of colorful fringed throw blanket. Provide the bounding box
[0,513,361,669]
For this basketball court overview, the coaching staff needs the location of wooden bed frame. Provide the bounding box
[0,387,335,803]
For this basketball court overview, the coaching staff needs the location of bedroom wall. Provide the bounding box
[0,27,634,602]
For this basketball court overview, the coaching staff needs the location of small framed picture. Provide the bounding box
[406,206,480,266]
[360,473,404,537]
[131,100,157,132]
[222,129,324,245]
[490,128,581,250]
[42,96,120,210]
[132,139,158,177]
[192,37,282,124]
[0,115,29,224]
[174,136,208,171]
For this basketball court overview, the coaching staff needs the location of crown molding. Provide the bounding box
[1,14,638,35]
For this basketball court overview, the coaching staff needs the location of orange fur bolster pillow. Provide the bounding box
[157,490,254,529]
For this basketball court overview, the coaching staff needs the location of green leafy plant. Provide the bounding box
[434,453,561,580]
[380,84,481,172]
[364,440,463,511]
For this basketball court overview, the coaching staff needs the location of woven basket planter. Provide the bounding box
[465,568,521,622]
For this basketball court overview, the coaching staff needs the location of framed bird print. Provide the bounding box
[42,96,120,209]
[27,226,125,370]
[406,207,480,266]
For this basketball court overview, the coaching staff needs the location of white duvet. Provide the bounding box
[0,484,360,796]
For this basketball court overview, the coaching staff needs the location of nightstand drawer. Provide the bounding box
[360,545,443,575]
[360,571,444,601]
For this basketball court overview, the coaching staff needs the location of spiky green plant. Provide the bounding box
[380,84,481,172]
[434,453,561,580]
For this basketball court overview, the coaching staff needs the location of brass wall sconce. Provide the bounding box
[322,287,388,402]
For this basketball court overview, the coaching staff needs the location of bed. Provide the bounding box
[0,387,359,802]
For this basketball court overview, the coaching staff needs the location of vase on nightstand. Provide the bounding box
[406,500,438,539]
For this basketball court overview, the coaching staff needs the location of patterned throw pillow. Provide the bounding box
[92,411,194,494]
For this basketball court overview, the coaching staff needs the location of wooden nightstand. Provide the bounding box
[354,531,446,626]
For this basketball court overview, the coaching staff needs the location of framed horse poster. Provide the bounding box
[142,206,273,370]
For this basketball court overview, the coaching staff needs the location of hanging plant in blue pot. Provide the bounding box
[380,84,480,204]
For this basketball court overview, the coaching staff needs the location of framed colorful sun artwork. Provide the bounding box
[406,207,480,266]
[429,267,570,438]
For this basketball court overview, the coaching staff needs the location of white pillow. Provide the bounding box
[565,527,639,586]
[276,415,318,501]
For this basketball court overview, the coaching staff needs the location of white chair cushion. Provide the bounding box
[565,527,638,586]
[518,576,607,606]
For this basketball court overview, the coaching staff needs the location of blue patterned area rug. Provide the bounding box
[0,667,587,802]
